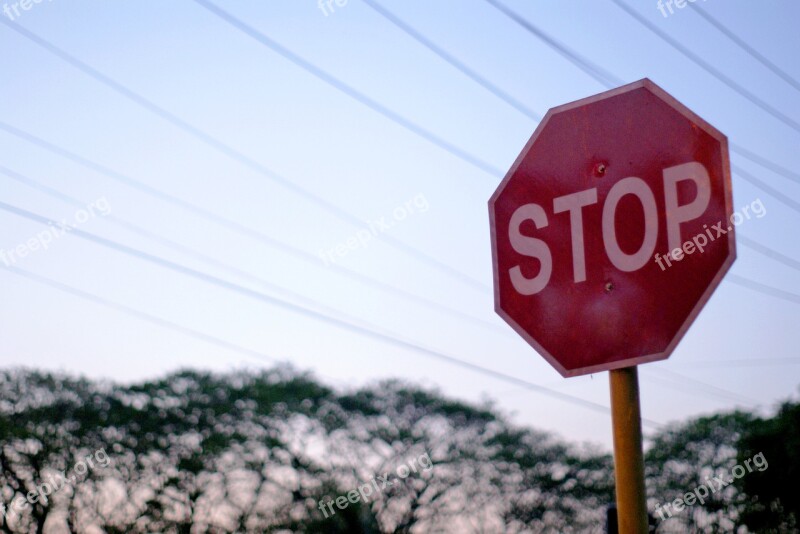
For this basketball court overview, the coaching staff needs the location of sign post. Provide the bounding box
[609,367,648,533]
[489,79,736,532]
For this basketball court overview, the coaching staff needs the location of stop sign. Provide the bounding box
[489,79,735,377]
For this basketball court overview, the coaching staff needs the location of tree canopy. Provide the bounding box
[0,367,795,533]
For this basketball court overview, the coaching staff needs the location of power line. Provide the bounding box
[689,3,800,95]
[361,0,542,122]
[482,0,622,89]
[7,265,358,393]
[9,4,798,304]
[608,0,800,134]
[2,161,753,408]
[481,0,800,202]
[739,235,800,274]
[2,164,723,409]
[361,2,800,310]
[0,164,451,333]
[11,2,799,307]
[4,4,792,404]
[731,143,800,185]
[493,367,756,407]
[686,358,800,368]
[486,0,800,137]
[733,166,800,215]
[474,2,800,302]
[9,258,767,417]
[644,367,758,406]
[0,125,501,331]
[366,0,800,282]
[727,273,800,306]
[7,12,791,340]
[191,0,502,178]
[0,200,654,425]
[0,164,307,309]
[0,20,488,292]
[4,266,280,365]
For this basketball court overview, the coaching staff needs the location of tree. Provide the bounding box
[644,411,754,533]
[737,399,800,532]
[0,367,614,533]
[7,367,796,533]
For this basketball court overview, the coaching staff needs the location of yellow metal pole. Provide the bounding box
[609,366,648,533]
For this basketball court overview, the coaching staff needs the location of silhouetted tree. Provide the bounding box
[0,367,614,533]
[737,399,800,532]
[3,367,796,533]
[644,411,754,532]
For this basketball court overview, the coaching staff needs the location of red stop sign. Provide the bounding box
[489,79,735,377]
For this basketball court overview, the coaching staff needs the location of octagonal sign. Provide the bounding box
[489,79,735,377]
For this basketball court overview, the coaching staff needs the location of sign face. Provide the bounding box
[489,79,735,377]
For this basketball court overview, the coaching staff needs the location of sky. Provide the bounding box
[1,0,799,449]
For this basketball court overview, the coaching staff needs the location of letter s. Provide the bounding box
[508,203,552,295]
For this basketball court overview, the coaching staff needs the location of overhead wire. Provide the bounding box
[727,273,800,307]
[0,126,502,332]
[738,236,800,274]
[2,3,795,411]
[479,0,800,198]
[358,0,800,393]
[190,0,503,178]
[734,165,800,215]
[472,0,800,305]
[607,0,800,134]
[5,266,281,365]
[5,5,797,305]
[730,143,800,185]
[688,2,800,96]
[6,160,750,407]
[364,0,800,312]
[688,358,800,368]
[0,201,654,425]
[643,367,758,406]
[482,0,623,88]
[0,164,458,333]
[360,0,542,122]
[0,17,488,292]
[3,158,761,405]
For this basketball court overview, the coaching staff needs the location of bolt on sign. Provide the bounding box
[489,79,735,377]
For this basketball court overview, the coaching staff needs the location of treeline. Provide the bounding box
[0,367,796,533]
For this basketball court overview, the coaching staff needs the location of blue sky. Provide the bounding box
[1,0,798,448]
